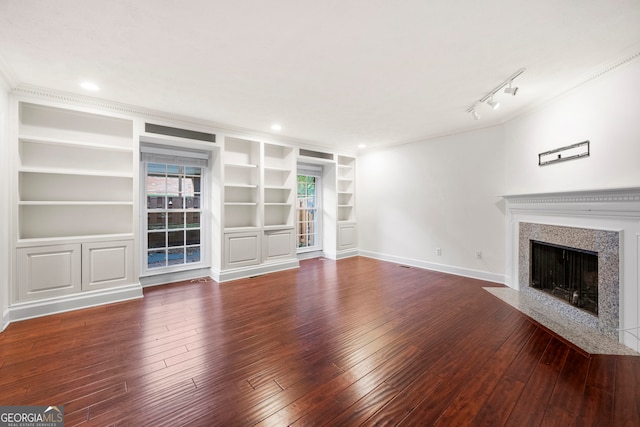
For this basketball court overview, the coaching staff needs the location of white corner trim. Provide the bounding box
[8,283,143,325]
[1,309,9,332]
[359,250,505,284]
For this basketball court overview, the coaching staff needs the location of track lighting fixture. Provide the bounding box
[466,68,525,119]
[470,104,480,120]
[504,81,518,96]
[487,96,500,110]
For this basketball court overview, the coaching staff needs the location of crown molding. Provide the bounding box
[13,85,145,116]
[11,85,355,156]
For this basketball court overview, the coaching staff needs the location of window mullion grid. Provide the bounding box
[146,162,203,271]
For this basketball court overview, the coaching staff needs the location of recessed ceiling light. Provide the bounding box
[358,144,366,149]
[271,124,282,131]
[80,82,100,91]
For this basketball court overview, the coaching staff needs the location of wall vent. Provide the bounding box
[145,123,216,143]
[299,148,334,161]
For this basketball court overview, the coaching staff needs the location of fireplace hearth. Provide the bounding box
[530,240,598,316]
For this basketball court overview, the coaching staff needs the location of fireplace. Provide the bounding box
[530,240,598,316]
[518,222,619,340]
[504,187,640,352]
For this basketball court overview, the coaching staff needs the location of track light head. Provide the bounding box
[487,96,500,110]
[466,68,525,119]
[504,82,518,96]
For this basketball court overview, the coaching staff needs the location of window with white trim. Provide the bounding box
[297,165,322,252]
[141,147,209,274]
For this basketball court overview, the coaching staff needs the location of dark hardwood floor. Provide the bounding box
[1,256,639,426]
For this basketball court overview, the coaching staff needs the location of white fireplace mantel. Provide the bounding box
[503,186,640,352]
[503,186,640,210]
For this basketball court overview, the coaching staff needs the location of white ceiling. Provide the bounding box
[1,0,639,151]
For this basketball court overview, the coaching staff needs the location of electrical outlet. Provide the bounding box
[436,247,442,256]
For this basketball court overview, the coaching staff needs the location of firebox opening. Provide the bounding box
[530,240,598,316]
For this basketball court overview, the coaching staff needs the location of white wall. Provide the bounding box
[501,61,640,350]
[0,80,9,329]
[357,126,506,282]
[505,60,640,194]
[357,59,640,285]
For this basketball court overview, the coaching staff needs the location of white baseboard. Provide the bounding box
[217,258,300,282]
[335,248,359,260]
[322,248,358,260]
[140,268,213,288]
[8,283,143,325]
[297,250,324,260]
[359,250,505,284]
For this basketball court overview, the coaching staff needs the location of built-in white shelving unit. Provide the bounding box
[17,103,135,240]
[261,143,296,265]
[223,137,260,231]
[14,101,138,307]
[336,155,357,251]
[9,92,359,317]
[221,137,261,270]
[337,155,355,222]
[220,137,299,272]
[263,143,295,229]
[6,89,364,331]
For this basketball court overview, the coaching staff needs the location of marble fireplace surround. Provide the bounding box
[518,222,619,339]
[503,187,640,353]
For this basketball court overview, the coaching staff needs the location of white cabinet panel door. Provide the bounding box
[338,223,357,250]
[224,231,261,269]
[17,244,82,301]
[264,229,295,261]
[82,240,134,290]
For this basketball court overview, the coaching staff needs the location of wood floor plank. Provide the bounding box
[252,353,387,426]
[397,307,527,425]
[503,325,554,383]
[327,382,399,426]
[504,337,570,427]
[432,320,537,426]
[540,347,590,426]
[364,370,443,426]
[291,346,421,427]
[472,375,527,427]
[0,256,637,426]
[613,356,640,426]
[576,355,616,427]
